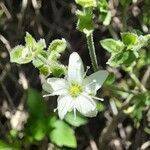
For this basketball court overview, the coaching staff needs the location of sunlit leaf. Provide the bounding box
[65,112,88,127]
[96,102,106,112]
[50,62,66,77]
[27,88,47,117]
[10,45,33,64]
[48,38,67,53]
[98,0,111,26]
[104,73,116,85]
[76,9,94,35]
[102,11,111,26]
[49,120,77,148]
[25,32,36,50]
[0,140,15,150]
[100,39,124,53]
[26,88,48,141]
[36,39,46,51]
[39,65,51,76]
[107,51,129,67]
[26,118,47,141]
[121,32,138,46]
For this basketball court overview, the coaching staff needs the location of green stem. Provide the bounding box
[130,72,147,92]
[86,32,99,72]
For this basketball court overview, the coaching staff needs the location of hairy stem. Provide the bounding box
[86,32,99,72]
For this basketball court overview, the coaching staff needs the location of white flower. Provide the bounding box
[43,52,108,119]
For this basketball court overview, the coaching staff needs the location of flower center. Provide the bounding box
[69,83,83,97]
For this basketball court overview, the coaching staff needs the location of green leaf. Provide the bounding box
[121,32,138,46]
[132,35,148,51]
[65,112,88,127]
[48,38,67,53]
[25,32,36,50]
[144,127,150,135]
[9,130,18,139]
[27,88,47,117]
[107,51,129,67]
[129,92,150,128]
[98,0,109,11]
[26,118,47,141]
[123,50,137,67]
[36,39,46,51]
[48,52,61,61]
[104,73,116,85]
[32,57,43,68]
[102,11,111,26]
[100,39,124,53]
[10,45,33,64]
[76,9,94,35]
[96,102,106,112]
[0,140,14,150]
[75,0,97,8]
[145,34,150,40]
[26,88,48,141]
[108,50,137,68]
[136,49,150,69]
[50,62,66,77]
[49,120,77,148]
[98,0,111,25]
[39,65,51,76]
[33,51,48,68]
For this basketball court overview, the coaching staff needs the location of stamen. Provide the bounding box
[43,88,67,97]
[73,107,76,120]
[43,94,54,97]
[91,96,104,101]
[54,108,58,112]
[83,66,90,79]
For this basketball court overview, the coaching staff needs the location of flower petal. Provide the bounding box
[46,78,68,95]
[42,80,53,93]
[67,52,84,83]
[84,70,108,95]
[57,95,74,119]
[75,95,97,117]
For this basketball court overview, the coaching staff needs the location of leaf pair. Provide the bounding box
[10,32,67,77]
[100,32,150,68]
[76,0,111,35]
[26,89,78,148]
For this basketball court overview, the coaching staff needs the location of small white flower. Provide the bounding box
[43,52,108,119]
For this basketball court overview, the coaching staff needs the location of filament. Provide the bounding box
[82,66,90,79]
[91,96,104,101]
